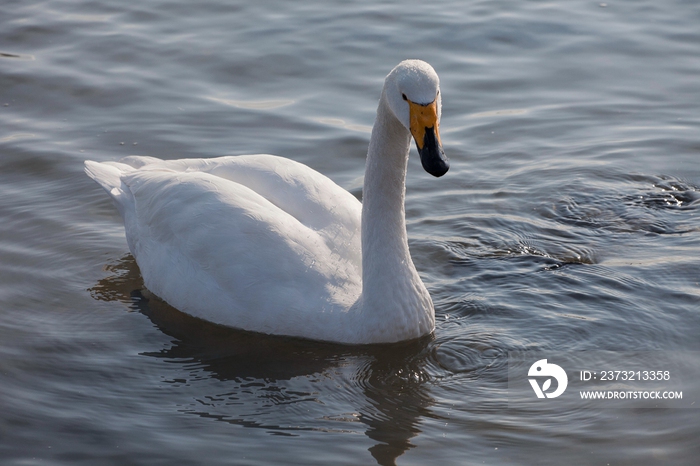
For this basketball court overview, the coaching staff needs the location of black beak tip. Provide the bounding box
[426,155,449,177]
[418,144,449,178]
[416,126,449,177]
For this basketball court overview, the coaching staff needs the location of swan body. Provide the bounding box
[85,60,448,344]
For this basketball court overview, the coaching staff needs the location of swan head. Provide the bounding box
[384,60,449,177]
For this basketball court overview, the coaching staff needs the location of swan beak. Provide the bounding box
[408,98,449,177]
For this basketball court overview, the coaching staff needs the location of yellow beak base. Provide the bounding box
[408,99,442,150]
[407,98,449,177]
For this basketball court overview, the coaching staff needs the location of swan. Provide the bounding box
[85,59,449,344]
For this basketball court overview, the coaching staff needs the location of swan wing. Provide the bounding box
[119,155,362,266]
[86,156,362,339]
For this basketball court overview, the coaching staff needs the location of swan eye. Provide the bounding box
[402,93,407,101]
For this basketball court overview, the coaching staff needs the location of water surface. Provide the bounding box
[1,0,699,464]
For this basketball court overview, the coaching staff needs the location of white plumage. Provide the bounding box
[85,60,448,344]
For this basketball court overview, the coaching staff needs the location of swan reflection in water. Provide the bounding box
[90,254,437,466]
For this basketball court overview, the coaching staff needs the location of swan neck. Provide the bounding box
[358,91,434,341]
[362,94,411,232]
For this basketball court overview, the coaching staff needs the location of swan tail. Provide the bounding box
[84,160,135,218]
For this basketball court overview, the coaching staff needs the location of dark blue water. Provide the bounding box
[1,0,699,464]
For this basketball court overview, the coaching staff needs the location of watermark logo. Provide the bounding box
[509,352,696,408]
[528,359,568,399]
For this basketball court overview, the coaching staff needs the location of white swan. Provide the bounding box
[85,60,449,344]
